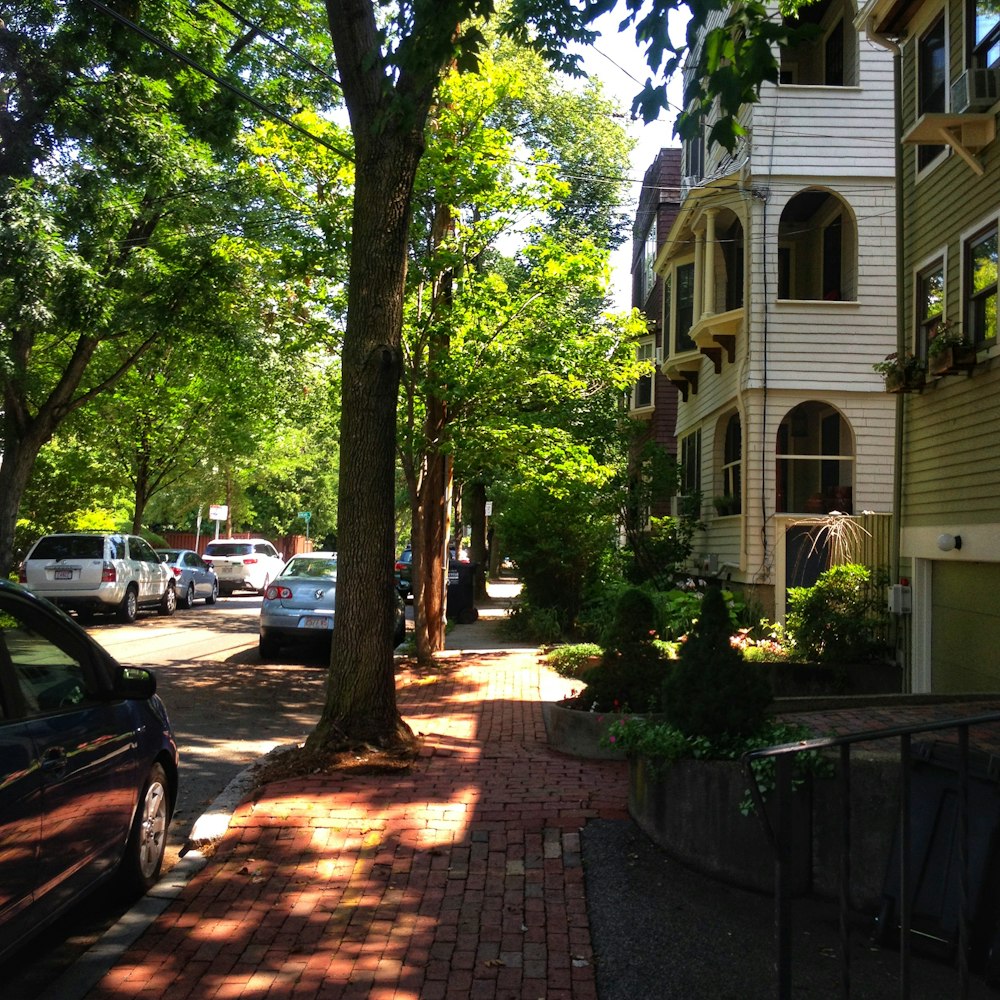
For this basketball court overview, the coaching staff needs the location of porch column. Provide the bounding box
[703,208,717,318]
[694,229,704,322]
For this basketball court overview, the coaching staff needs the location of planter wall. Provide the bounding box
[627,755,813,895]
[542,700,667,760]
[627,751,901,908]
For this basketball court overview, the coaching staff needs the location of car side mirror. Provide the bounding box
[114,665,157,700]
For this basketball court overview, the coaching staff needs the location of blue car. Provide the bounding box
[0,579,179,962]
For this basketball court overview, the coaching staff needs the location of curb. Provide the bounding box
[36,750,286,1000]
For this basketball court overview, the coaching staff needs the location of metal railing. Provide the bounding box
[743,712,1000,999]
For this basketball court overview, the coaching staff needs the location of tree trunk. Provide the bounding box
[307,133,422,751]
[468,480,489,601]
[0,426,53,576]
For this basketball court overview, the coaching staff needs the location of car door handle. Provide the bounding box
[40,747,68,773]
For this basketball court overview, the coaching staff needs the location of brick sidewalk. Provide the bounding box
[86,651,629,1000]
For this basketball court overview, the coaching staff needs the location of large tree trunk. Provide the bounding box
[0,432,49,576]
[307,132,422,751]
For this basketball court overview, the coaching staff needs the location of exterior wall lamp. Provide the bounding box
[937,533,962,552]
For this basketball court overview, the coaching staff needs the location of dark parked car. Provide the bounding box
[155,548,219,608]
[394,546,412,598]
[0,579,179,962]
[260,552,406,658]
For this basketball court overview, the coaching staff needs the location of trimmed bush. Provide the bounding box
[662,586,771,739]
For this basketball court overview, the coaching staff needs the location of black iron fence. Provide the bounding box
[743,712,1000,999]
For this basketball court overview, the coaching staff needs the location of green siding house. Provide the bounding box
[861,0,1000,691]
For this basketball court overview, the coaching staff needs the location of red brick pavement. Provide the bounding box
[86,651,629,1000]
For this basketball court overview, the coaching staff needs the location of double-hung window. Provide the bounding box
[917,258,946,358]
[917,14,947,171]
[971,0,1000,70]
[965,222,998,347]
[675,262,696,353]
[631,338,655,411]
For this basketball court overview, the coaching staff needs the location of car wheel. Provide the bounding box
[158,584,177,617]
[117,586,139,623]
[119,763,170,895]
[206,580,218,605]
[179,582,195,609]
[259,632,280,659]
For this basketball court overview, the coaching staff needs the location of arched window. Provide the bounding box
[720,414,742,515]
[776,403,854,514]
[777,190,857,302]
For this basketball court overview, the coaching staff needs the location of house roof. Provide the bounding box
[858,0,925,35]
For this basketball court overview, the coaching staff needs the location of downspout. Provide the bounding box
[864,19,907,679]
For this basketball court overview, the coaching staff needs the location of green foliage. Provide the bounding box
[495,456,618,633]
[662,586,772,739]
[785,564,888,663]
[542,643,603,679]
[604,715,831,813]
[575,587,675,713]
[505,600,564,645]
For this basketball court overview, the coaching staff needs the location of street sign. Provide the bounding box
[485,501,493,516]
[209,504,228,521]
[297,511,311,522]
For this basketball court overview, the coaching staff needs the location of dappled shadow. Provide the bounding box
[83,644,624,999]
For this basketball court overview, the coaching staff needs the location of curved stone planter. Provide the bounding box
[628,754,812,895]
[542,701,666,760]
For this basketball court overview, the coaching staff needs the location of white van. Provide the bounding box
[202,538,284,596]
[19,533,176,622]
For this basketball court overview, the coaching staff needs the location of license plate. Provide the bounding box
[301,616,332,630]
[54,568,74,580]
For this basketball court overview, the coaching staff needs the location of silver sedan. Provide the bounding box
[258,552,406,658]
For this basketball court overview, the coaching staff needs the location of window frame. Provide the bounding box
[916,12,948,172]
[630,336,656,411]
[674,260,697,354]
[964,219,999,348]
[680,430,702,498]
[721,414,742,515]
[916,255,946,359]
[970,0,1000,70]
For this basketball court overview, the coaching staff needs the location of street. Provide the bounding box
[1,594,330,999]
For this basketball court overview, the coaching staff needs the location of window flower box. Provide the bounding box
[873,352,926,393]
[927,324,976,376]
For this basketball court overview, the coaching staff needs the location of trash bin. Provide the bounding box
[446,560,478,624]
[875,740,1000,976]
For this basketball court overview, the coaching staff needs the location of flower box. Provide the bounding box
[929,343,978,376]
[884,368,926,393]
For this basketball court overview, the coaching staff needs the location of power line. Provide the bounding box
[81,0,353,162]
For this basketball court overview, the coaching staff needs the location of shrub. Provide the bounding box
[576,587,674,713]
[504,601,563,644]
[661,586,772,739]
[785,563,887,663]
[543,643,602,679]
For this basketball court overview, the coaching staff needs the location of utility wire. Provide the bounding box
[81,0,353,161]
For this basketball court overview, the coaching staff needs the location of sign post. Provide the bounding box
[297,511,311,541]
[209,504,228,540]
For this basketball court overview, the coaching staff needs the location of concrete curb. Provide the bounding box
[37,749,287,1000]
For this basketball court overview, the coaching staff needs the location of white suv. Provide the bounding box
[19,533,177,622]
[203,538,284,596]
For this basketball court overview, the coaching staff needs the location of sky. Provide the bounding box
[576,3,688,311]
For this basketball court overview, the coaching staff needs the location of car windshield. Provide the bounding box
[205,543,253,557]
[30,536,105,560]
[280,557,336,579]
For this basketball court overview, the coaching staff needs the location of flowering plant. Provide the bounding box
[926,320,967,358]
[872,351,926,380]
